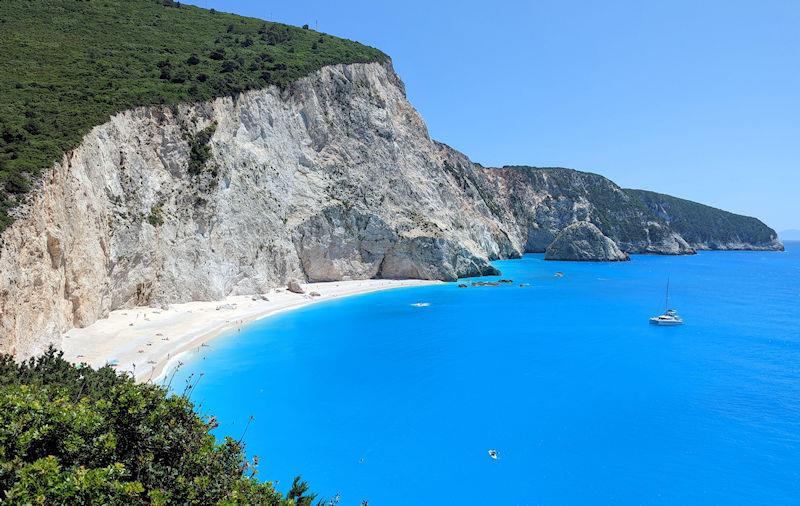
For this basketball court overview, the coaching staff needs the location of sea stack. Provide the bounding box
[545,222,630,261]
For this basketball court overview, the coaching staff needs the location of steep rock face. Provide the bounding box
[0,62,515,358]
[544,221,630,261]
[0,61,783,358]
[626,189,784,251]
[473,166,693,255]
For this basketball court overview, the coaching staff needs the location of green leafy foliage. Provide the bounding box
[0,0,388,232]
[147,203,164,227]
[0,348,319,505]
[188,122,218,175]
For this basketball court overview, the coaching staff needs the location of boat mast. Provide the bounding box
[665,277,670,311]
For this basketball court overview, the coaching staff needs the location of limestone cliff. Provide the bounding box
[0,62,783,358]
[626,189,784,251]
[474,166,693,255]
[544,222,630,261]
[0,62,510,358]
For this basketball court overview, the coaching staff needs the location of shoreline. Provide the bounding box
[61,279,438,383]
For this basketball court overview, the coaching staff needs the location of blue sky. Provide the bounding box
[189,0,798,231]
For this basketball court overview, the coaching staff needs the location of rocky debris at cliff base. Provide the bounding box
[545,222,630,262]
[287,280,305,294]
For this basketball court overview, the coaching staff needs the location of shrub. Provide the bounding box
[188,122,217,175]
[169,66,189,83]
[147,203,164,226]
[221,59,239,73]
[209,47,226,60]
[4,172,30,194]
[0,348,318,504]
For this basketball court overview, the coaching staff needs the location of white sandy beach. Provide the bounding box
[61,279,436,383]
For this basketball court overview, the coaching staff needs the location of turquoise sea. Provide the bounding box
[171,242,800,504]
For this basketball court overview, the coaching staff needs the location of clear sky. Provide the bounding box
[189,0,798,231]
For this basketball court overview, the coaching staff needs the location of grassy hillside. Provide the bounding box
[0,0,387,232]
[626,189,779,246]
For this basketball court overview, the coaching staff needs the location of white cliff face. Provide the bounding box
[0,62,515,358]
[0,61,781,358]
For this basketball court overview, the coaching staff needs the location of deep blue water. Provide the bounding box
[171,243,800,504]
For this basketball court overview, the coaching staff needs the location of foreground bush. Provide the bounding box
[0,348,316,505]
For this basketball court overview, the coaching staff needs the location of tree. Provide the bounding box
[288,476,317,506]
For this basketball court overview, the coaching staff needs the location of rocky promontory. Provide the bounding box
[544,222,630,261]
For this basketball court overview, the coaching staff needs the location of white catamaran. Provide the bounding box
[650,279,684,326]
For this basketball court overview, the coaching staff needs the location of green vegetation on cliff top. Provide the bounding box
[0,0,387,231]
[501,166,778,247]
[0,348,319,505]
[626,188,779,245]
